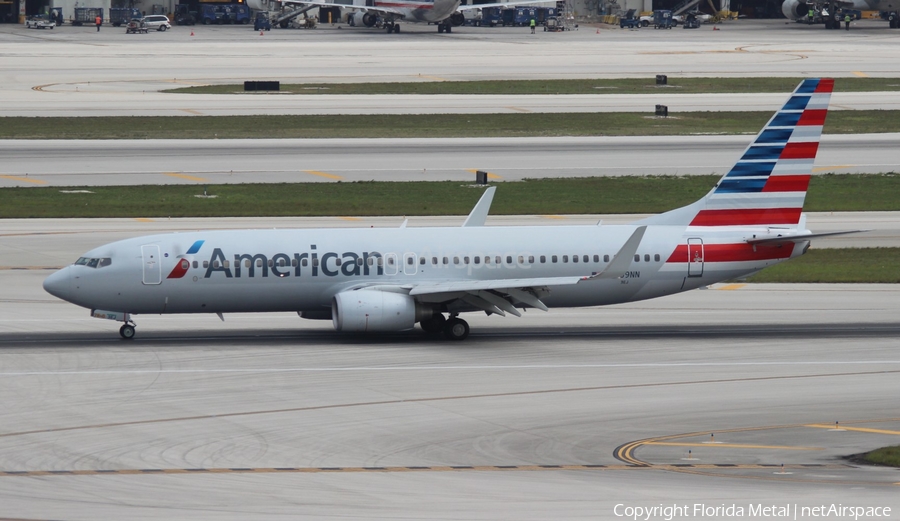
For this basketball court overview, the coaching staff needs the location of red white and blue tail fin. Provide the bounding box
[639,78,833,228]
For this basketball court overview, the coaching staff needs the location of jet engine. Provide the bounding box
[332,290,434,332]
[347,12,378,27]
[781,0,811,19]
[450,12,465,26]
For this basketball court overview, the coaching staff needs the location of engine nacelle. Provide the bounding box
[332,290,432,332]
[781,0,810,20]
[450,12,465,26]
[348,11,377,27]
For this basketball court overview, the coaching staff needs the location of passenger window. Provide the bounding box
[443,257,448,265]
[203,261,209,268]
[224,261,230,268]
[419,257,425,265]
[378,257,384,266]
[634,255,640,262]
[181,259,189,270]
[506,256,513,264]
[357,258,363,266]
[335,258,342,266]
[563,255,568,263]
[313,259,319,267]
[293,259,299,267]
[552,255,558,263]
[495,256,501,264]
[387,257,394,266]
[303,259,309,267]
[454,257,460,265]
[213,261,220,268]
[583,255,589,263]
[464,256,470,264]
[655,254,661,262]
[366,258,373,266]
[573,255,579,263]
[278,258,286,267]
[644,254,650,262]
[528,256,534,263]
[257,259,264,268]
[432,257,438,265]
[540,255,546,263]
[474,256,480,264]
[593,255,599,263]
[407,257,414,265]
[267,259,273,268]
[518,256,524,264]
[192,260,198,269]
[604,255,610,263]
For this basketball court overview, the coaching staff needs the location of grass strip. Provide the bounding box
[3,175,900,218]
[745,248,900,283]
[167,77,900,96]
[2,111,899,139]
[857,446,900,467]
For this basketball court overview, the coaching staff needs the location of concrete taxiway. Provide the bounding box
[2,134,899,187]
[3,20,900,117]
[1,265,899,519]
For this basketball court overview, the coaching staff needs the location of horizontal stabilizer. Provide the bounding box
[746,230,869,245]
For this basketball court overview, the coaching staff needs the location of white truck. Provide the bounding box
[25,14,56,29]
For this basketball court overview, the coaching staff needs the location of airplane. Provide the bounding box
[782,0,900,29]
[43,78,857,341]
[247,0,551,33]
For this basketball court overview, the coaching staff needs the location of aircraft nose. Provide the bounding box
[43,266,74,301]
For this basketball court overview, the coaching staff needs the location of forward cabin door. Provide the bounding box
[687,238,704,277]
[141,245,162,285]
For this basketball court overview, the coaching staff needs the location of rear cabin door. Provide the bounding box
[687,238,704,277]
[141,245,162,285]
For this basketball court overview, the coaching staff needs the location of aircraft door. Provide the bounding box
[141,245,162,285]
[384,253,398,276]
[687,238,704,277]
[403,253,417,275]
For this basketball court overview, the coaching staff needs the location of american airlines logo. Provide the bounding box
[166,240,205,279]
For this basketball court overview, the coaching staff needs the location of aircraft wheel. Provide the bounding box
[438,24,444,33]
[420,314,446,335]
[393,24,400,33]
[119,324,136,340]
[385,24,393,33]
[446,24,451,33]
[443,317,469,341]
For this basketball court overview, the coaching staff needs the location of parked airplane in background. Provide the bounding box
[247,0,548,33]
[782,0,900,28]
[44,79,856,341]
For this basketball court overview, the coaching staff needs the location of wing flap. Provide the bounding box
[408,276,583,296]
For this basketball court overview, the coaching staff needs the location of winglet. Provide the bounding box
[462,187,496,227]
[588,226,647,280]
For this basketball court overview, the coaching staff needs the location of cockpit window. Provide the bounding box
[74,257,112,268]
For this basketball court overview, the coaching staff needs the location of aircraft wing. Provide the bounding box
[281,0,407,16]
[745,230,869,245]
[407,277,585,316]
[455,0,556,11]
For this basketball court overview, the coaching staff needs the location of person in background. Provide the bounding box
[844,12,851,30]
[95,14,102,31]
[530,17,535,33]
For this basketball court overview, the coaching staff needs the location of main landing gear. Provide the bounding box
[119,322,136,340]
[437,21,452,33]
[419,313,469,340]
[384,20,400,33]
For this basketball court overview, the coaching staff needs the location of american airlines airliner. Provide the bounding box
[44,79,849,341]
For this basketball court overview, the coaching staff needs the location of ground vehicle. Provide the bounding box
[681,12,701,28]
[653,9,674,28]
[200,4,249,24]
[174,4,196,25]
[25,14,55,29]
[673,11,711,24]
[141,14,171,31]
[254,11,272,30]
[619,9,641,28]
[125,19,148,33]
[110,8,141,26]
[72,7,103,26]
[543,16,565,31]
